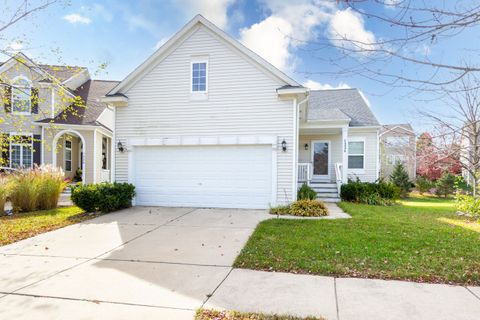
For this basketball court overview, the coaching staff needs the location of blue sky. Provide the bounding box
[2,0,478,132]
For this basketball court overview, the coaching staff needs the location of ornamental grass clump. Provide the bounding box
[0,177,9,215]
[36,165,66,210]
[8,165,66,213]
[8,170,40,212]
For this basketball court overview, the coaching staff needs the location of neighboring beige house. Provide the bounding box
[379,124,416,180]
[102,15,381,207]
[0,53,115,184]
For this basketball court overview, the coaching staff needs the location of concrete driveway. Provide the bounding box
[0,206,271,319]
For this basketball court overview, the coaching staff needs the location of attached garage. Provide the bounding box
[132,145,273,209]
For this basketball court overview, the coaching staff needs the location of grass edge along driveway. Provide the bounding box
[234,196,480,285]
[0,206,91,246]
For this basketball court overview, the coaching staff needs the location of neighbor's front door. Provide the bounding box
[312,140,330,180]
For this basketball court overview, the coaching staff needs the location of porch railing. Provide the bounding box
[334,162,343,194]
[101,169,110,182]
[298,162,312,184]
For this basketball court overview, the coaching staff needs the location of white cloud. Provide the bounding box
[7,41,23,51]
[328,8,376,53]
[240,16,293,71]
[239,1,333,71]
[154,37,170,50]
[63,13,92,25]
[304,80,350,90]
[178,0,235,29]
[126,14,157,34]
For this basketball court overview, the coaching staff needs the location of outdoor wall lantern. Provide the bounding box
[304,143,309,151]
[282,139,287,152]
[117,141,125,153]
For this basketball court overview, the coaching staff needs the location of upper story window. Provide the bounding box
[12,77,32,114]
[191,61,207,93]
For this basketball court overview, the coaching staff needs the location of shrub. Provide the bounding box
[435,172,456,198]
[71,182,135,213]
[36,166,66,210]
[0,177,9,215]
[297,183,317,200]
[340,181,399,205]
[290,200,329,217]
[415,176,432,195]
[455,193,480,218]
[390,162,411,198]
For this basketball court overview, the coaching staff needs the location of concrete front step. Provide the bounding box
[317,197,340,203]
[310,182,336,188]
[312,187,338,193]
[316,192,340,198]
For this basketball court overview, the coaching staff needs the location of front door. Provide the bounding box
[312,140,330,180]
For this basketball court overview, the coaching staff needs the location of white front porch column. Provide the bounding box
[342,126,349,184]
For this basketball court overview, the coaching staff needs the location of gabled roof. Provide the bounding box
[108,14,299,95]
[37,80,119,130]
[308,88,380,127]
[0,52,86,86]
[381,123,415,135]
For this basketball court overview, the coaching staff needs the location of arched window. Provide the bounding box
[12,76,31,114]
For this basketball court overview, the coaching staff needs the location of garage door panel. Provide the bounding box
[133,145,272,209]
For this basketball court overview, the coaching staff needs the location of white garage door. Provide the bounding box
[133,145,273,209]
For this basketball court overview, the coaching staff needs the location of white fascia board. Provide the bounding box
[99,95,129,106]
[349,126,382,132]
[277,87,309,95]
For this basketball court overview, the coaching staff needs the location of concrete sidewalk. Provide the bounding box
[0,206,479,319]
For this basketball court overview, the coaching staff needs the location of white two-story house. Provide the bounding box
[103,15,381,209]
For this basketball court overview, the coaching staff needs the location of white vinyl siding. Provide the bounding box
[348,131,378,182]
[115,26,294,204]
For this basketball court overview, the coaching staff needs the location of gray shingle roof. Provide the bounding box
[308,89,380,127]
[37,80,119,130]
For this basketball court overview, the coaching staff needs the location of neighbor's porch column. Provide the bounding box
[342,126,348,184]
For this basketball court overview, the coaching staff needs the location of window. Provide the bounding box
[12,77,31,114]
[10,135,32,168]
[65,140,72,172]
[348,140,365,169]
[191,61,207,92]
[102,137,108,170]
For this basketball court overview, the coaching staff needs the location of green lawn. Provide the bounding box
[0,206,92,246]
[234,196,480,285]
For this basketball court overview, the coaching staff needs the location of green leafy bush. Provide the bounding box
[415,176,433,195]
[435,172,456,198]
[455,193,480,218]
[340,181,399,205]
[297,183,317,200]
[290,200,329,217]
[71,182,135,213]
[390,162,411,198]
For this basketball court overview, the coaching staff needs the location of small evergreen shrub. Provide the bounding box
[415,176,432,195]
[297,183,317,200]
[340,181,399,205]
[390,162,411,198]
[435,172,456,198]
[455,193,480,218]
[71,182,135,213]
[290,200,329,217]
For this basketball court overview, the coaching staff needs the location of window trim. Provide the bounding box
[11,76,32,115]
[64,139,72,172]
[9,132,33,169]
[348,137,365,173]
[190,58,209,95]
